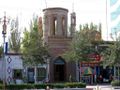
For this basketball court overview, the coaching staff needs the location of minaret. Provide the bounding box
[98,23,102,40]
[70,1,76,37]
[38,17,43,35]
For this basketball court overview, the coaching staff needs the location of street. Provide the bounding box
[87,85,120,90]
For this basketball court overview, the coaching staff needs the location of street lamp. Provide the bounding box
[0,12,10,90]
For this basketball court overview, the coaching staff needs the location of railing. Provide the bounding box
[80,76,93,84]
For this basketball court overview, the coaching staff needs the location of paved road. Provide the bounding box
[17,85,120,90]
[87,85,120,90]
[87,85,111,90]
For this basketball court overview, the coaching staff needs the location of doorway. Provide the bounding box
[99,66,113,83]
[27,68,34,83]
[54,57,66,82]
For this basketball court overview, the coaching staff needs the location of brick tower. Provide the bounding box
[43,7,76,82]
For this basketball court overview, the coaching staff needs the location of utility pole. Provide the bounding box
[0,12,10,90]
[106,0,108,40]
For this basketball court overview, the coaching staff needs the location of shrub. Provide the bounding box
[34,83,47,89]
[1,82,86,89]
[111,80,120,86]
[76,82,86,88]
[65,82,86,88]
[0,84,3,89]
[34,83,54,89]
[6,84,34,90]
[46,83,54,89]
[53,83,65,88]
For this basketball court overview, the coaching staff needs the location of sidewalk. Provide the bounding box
[87,84,120,90]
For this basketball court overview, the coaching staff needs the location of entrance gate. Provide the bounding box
[54,57,66,82]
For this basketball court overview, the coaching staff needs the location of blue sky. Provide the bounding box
[0,0,110,44]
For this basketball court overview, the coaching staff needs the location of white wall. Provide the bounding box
[0,54,23,84]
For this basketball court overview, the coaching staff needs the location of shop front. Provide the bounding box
[79,61,116,84]
[80,61,99,84]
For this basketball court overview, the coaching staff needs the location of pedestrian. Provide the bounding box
[99,75,103,83]
[109,74,113,83]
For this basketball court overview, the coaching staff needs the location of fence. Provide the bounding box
[80,76,92,84]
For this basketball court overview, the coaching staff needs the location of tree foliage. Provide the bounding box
[21,16,48,66]
[79,23,102,41]
[101,36,120,66]
[9,17,21,53]
[63,23,101,61]
[79,23,101,31]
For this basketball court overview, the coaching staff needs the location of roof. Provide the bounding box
[43,7,68,12]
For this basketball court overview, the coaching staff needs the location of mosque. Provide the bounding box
[42,7,76,82]
[0,7,119,84]
[41,7,119,83]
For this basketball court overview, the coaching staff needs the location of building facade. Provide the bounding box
[43,7,76,82]
[0,53,23,84]
[1,7,119,84]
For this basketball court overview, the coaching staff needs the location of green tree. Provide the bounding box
[9,17,21,53]
[101,36,120,66]
[63,23,101,61]
[21,16,48,66]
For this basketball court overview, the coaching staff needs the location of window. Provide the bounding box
[62,17,65,36]
[37,68,46,81]
[53,17,57,36]
[13,69,22,79]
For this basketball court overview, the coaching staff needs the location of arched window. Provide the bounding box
[62,17,65,36]
[71,17,75,25]
[53,17,57,36]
